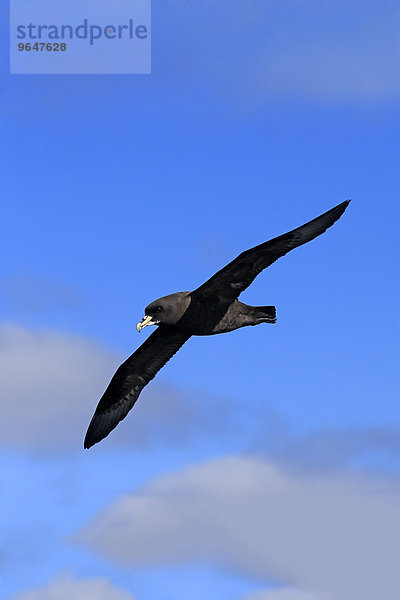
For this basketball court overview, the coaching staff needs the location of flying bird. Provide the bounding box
[84,200,350,448]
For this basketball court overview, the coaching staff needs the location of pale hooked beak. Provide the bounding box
[136,315,158,332]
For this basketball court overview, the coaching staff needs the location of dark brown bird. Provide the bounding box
[84,200,350,448]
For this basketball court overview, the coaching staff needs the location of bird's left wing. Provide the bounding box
[84,327,191,448]
[192,200,350,303]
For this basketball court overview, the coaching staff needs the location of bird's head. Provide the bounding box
[136,292,191,332]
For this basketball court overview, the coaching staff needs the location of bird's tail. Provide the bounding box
[253,305,277,323]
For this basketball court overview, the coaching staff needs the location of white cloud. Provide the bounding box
[3,322,400,469]
[78,455,400,600]
[9,573,135,600]
[0,323,239,452]
[0,324,119,451]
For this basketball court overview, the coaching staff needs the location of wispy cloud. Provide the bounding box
[240,588,315,600]
[157,0,400,106]
[0,273,83,314]
[77,455,400,600]
[0,323,244,453]
[255,425,400,475]
[3,322,400,469]
[9,573,135,600]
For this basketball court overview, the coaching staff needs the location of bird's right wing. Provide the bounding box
[193,200,350,303]
[84,327,191,448]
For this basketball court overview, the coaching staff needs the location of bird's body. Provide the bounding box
[162,294,276,335]
[84,200,350,449]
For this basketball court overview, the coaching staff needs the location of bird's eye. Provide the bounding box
[156,306,163,312]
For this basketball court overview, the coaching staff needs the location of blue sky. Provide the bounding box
[1,1,400,599]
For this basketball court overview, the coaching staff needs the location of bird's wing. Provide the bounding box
[193,200,350,303]
[84,327,191,448]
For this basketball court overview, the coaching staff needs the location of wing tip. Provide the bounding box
[334,198,351,222]
[84,428,108,449]
[83,397,136,450]
[341,198,351,210]
[320,199,351,229]
[83,414,108,449]
[83,429,97,449]
[332,199,351,216]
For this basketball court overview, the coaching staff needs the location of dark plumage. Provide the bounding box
[84,200,350,448]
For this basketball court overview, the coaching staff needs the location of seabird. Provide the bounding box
[84,200,350,448]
